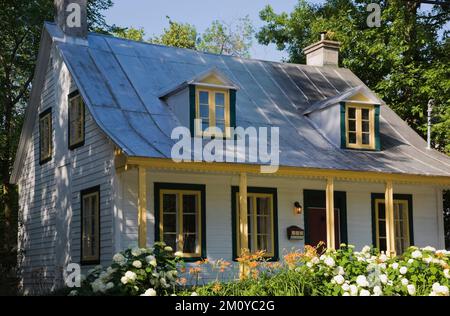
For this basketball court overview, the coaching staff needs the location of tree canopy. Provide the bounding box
[197,16,254,58]
[150,17,197,49]
[258,0,449,153]
[116,16,255,58]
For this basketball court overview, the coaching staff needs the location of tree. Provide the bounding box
[0,0,115,272]
[148,16,255,57]
[258,0,449,153]
[113,27,146,41]
[150,17,197,49]
[198,16,254,58]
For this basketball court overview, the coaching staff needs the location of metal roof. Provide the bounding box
[26,23,450,178]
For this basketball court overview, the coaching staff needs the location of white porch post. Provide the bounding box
[385,180,396,256]
[138,166,147,248]
[326,177,336,250]
[436,188,445,250]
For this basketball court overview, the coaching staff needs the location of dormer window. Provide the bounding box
[159,68,238,139]
[345,104,375,149]
[196,87,230,137]
[303,86,381,151]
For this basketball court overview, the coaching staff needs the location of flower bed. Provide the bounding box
[69,243,450,296]
[185,245,450,296]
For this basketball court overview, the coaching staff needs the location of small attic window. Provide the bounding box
[39,108,52,165]
[68,91,85,150]
[195,87,230,137]
[341,102,380,151]
[346,104,375,149]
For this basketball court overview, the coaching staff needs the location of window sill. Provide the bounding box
[69,140,85,151]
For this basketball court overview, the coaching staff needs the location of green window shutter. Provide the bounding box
[230,89,237,128]
[374,104,381,151]
[189,85,196,136]
[340,102,346,149]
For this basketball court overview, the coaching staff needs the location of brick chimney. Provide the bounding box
[54,0,87,38]
[303,32,340,67]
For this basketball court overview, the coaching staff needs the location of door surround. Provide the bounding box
[303,190,348,246]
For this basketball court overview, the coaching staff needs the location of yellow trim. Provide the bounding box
[201,73,226,85]
[121,156,450,186]
[384,181,396,256]
[138,167,147,248]
[195,86,231,138]
[375,198,410,255]
[326,177,335,250]
[159,189,202,257]
[348,92,372,102]
[239,173,248,254]
[345,103,375,150]
[236,190,275,258]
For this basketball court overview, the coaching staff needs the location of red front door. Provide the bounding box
[306,207,341,250]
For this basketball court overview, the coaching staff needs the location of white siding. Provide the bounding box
[308,104,341,147]
[166,89,189,129]
[114,170,444,282]
[17,47,116,294]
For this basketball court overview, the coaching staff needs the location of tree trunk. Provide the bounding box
[2,96,14,252]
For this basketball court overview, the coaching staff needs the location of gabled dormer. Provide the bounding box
[304,86,382,151]
[160,68,239,138]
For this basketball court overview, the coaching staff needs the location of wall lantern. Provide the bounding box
[294,202,303,215]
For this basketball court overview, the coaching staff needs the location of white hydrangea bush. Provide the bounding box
[73,242,181,296]
[299,244,450,296]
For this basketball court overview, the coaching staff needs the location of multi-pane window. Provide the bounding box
[374,199,410,254]
[236,192,275,258]
[69,93,85,149]
[196,88,230,137]
[81,187,100,263]
[346,104,375,149]
[39,109,52,164]
[159,189,203,258]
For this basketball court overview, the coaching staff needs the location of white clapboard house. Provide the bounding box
[12,0,450,293]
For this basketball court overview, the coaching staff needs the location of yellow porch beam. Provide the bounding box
[239,172,249,279]
[239,172,248,253]
[385,181,396,257]
[123,156,450,186]
[326,177,336,250]
[138,167,147,248]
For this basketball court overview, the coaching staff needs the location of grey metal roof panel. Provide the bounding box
[51,25,450,177]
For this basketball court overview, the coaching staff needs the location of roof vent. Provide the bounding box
[303,32,340,67]
[54,0,87,38]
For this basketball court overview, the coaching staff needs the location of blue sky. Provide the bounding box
[104,0,325,61]
[104,1,447,62]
